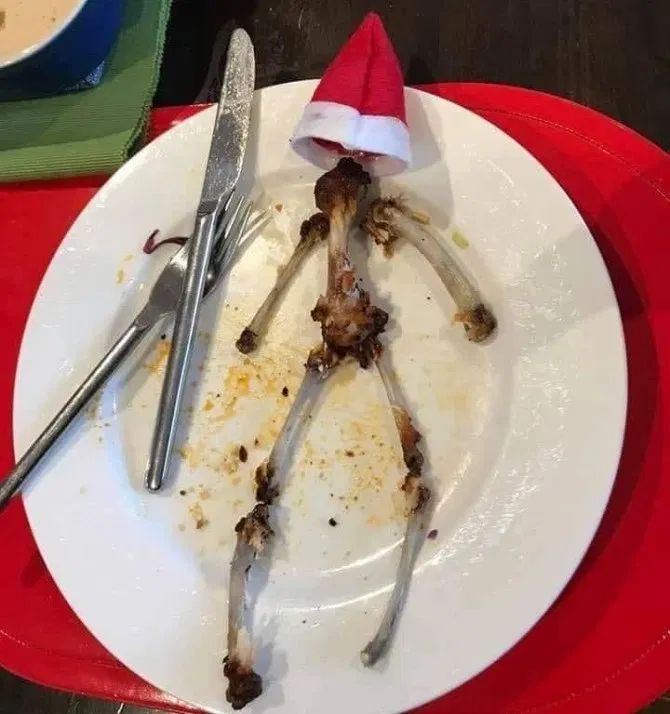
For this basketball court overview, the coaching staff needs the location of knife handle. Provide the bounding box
[145,210,218,492]
[0,321,149,511]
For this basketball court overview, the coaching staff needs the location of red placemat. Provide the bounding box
[0,84,668,714]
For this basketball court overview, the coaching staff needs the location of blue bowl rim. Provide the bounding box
[0,0,89,70]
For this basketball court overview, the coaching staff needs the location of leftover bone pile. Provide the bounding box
[224,159,496,707]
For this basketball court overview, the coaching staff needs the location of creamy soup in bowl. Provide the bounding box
[0,0,83,65]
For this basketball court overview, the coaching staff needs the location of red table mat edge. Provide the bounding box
[2,83,669,714]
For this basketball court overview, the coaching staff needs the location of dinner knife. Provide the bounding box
[145,28,255,492]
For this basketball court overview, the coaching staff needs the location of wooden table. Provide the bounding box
[1,1,668,712]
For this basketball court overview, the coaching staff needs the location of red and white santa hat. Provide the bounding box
[291,13,410,176]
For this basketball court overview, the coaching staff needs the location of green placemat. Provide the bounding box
[0,0,172,183]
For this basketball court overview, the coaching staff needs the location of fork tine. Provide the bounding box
[221,209,271,270]
[218,188,237,218]
[219,193,245,236]
[240,209,270,247]
[225,198,249,240]
[215,200,252,266]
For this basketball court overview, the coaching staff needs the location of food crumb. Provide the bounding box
[160,333,166,340]
[0,11,6,29]
[275,203,283,212]
[115,269,125,284]
[179,489,186,496]
[282,386,289,397]
[301,619,307,624]
[254,438,260,447]
[202,398,214,411]
[345,450,355,457]
[427,529,439,540]
[328,518,338,527]
[189,502,208,530]
[452,230,470,249]
[239,445,248,463]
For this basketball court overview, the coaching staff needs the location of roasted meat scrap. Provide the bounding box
[362,197,496,342]
[311,158,388,365]
[236,212,330,354]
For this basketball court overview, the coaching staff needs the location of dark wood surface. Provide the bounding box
[153,0,669,148]
[2,1,668,713]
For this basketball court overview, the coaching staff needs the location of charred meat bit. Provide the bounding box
[299,211,330,245]
[235,503,273,551]
[314,157,370,217]
[282,386,289,397]
[456,304,497,344]
[224,659,263,710]
[235,327,258,354]
[238,445,248,463]
[401,474,431,514]
[254,462,278,504]
[392,406,424,475]
[311,289,388,365]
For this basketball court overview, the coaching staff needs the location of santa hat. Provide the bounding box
[291,13,410,176]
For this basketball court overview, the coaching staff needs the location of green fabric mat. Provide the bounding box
[0,0,172,183]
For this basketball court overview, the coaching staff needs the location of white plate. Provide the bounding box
[15,82,626,714]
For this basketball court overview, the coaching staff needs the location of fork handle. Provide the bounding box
[0,321,150,511]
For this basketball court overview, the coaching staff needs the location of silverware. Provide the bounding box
[0,200,257,513]
[145,28,255,492]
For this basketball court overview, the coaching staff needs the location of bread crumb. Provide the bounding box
[189,502,208,530]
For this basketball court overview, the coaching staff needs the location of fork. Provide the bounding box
[0,197,261,512]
